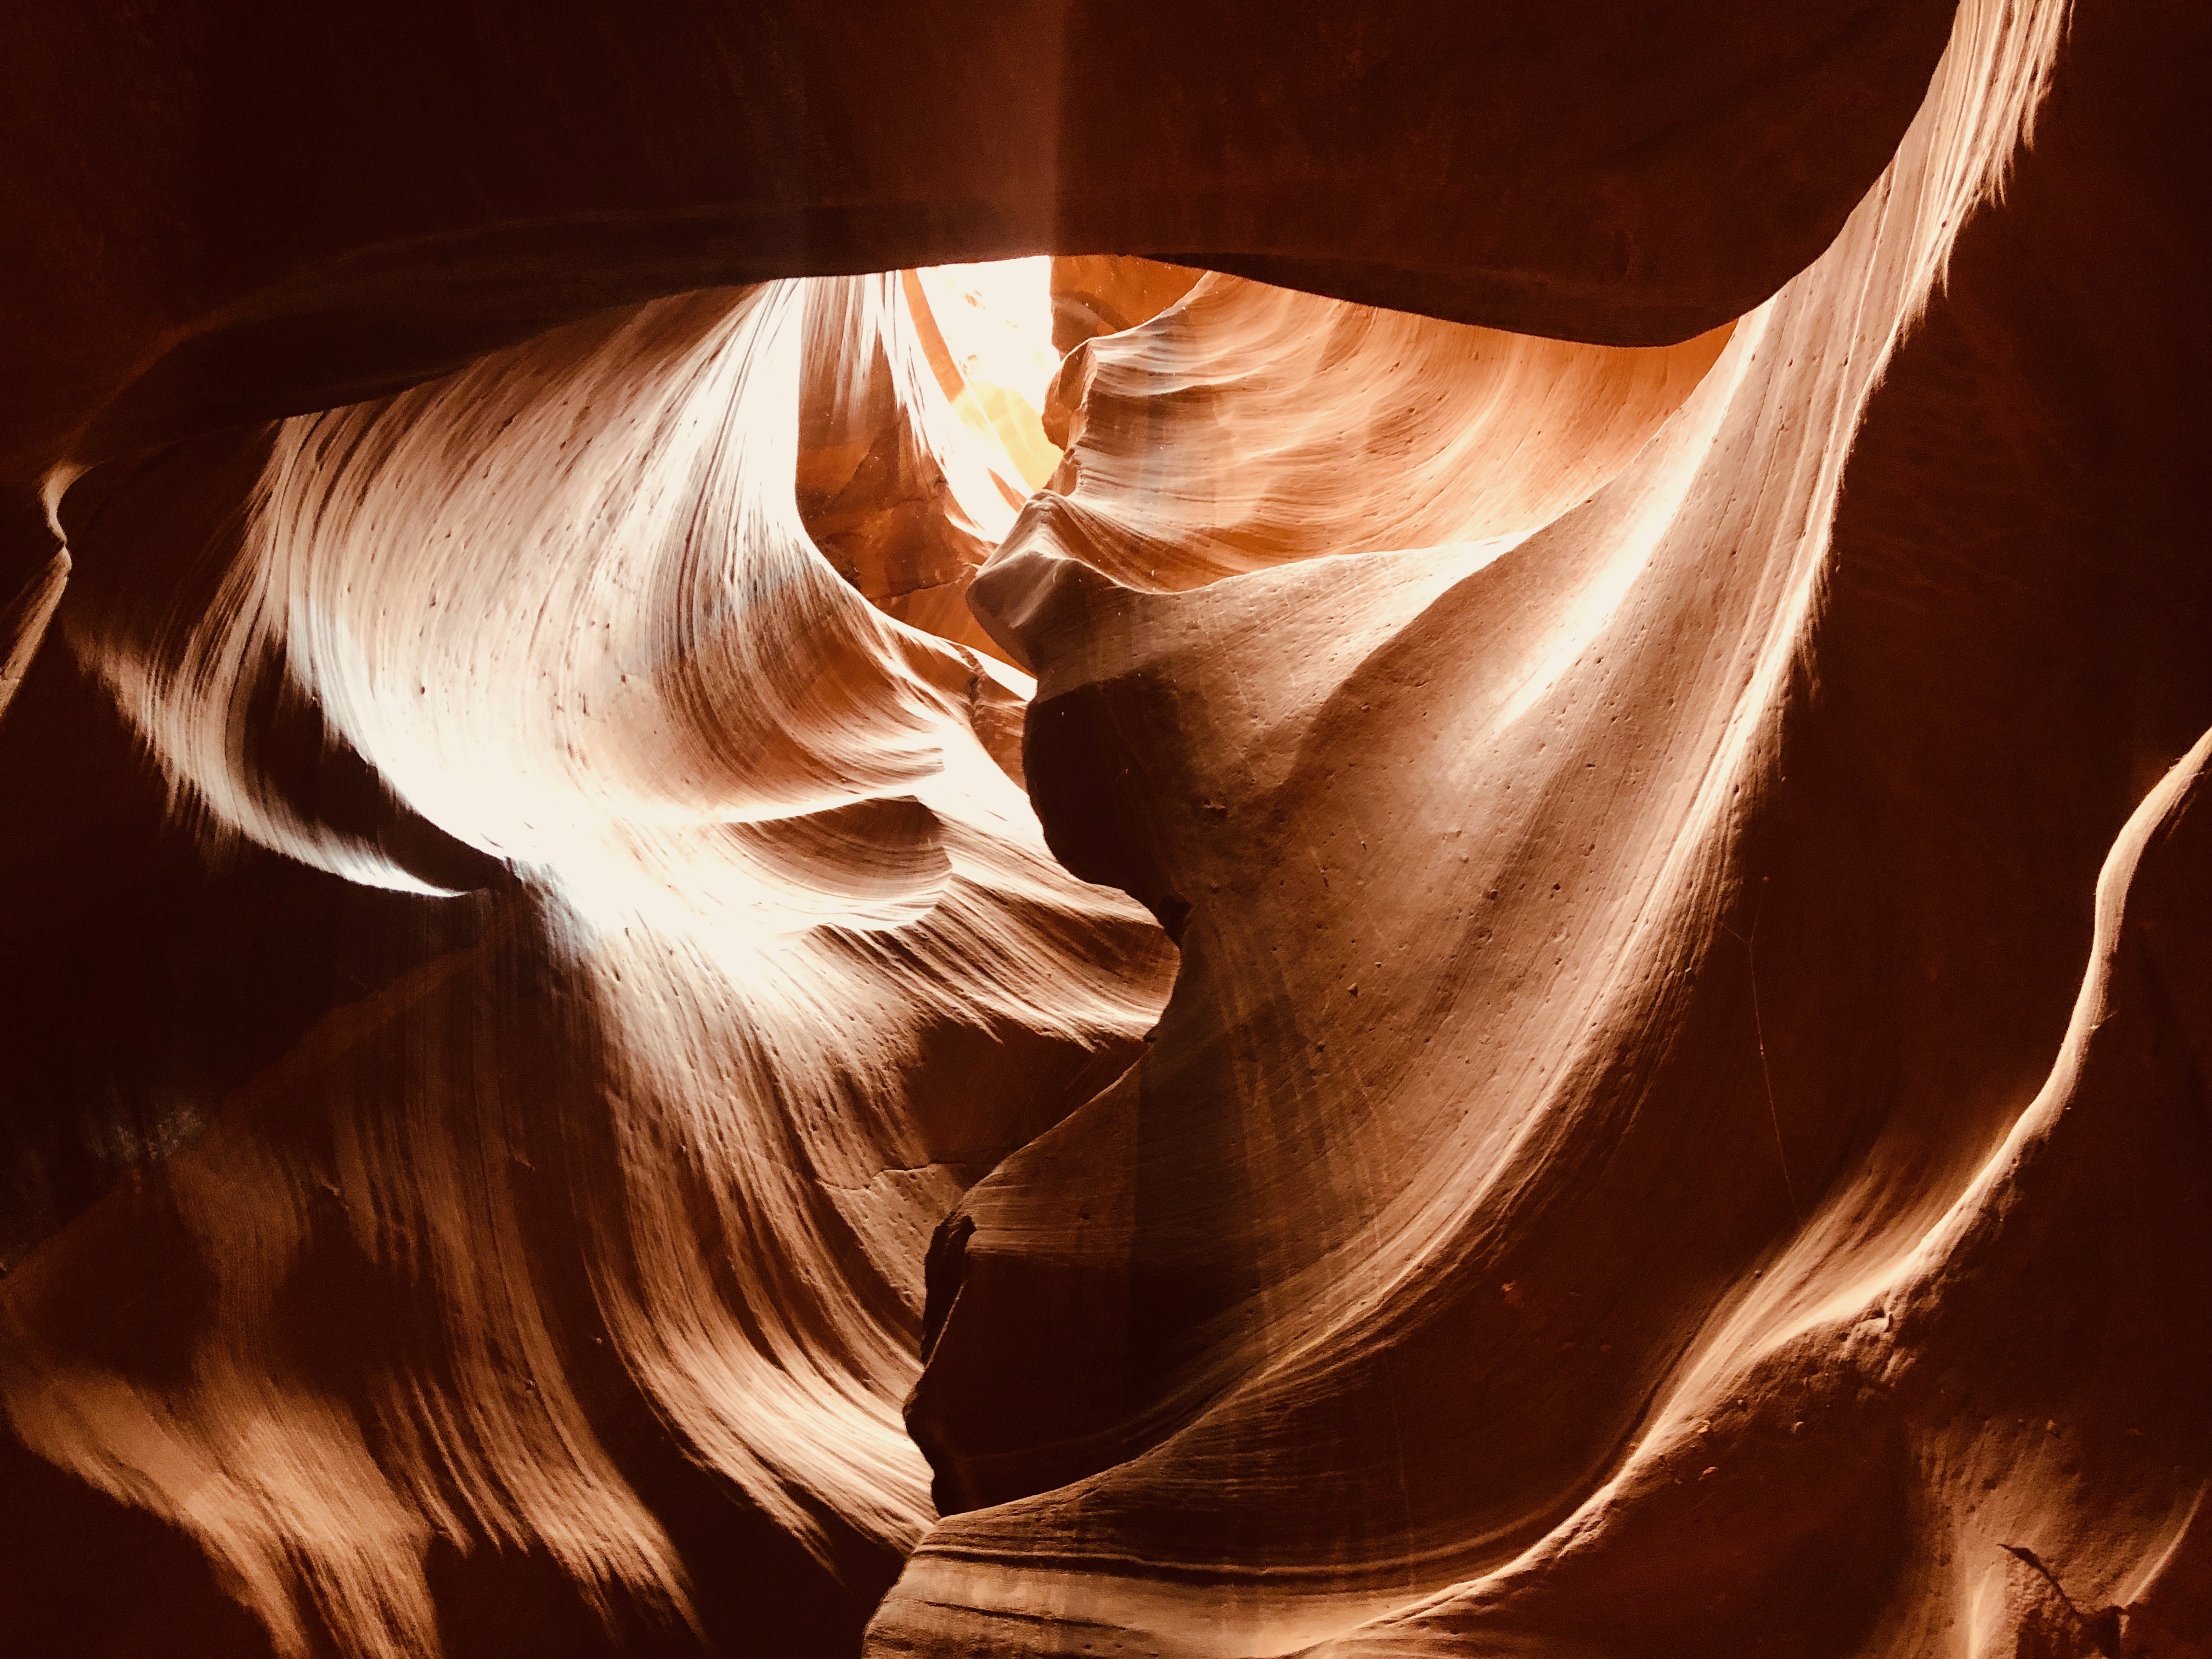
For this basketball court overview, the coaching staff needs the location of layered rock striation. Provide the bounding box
[2,0,2208,1656]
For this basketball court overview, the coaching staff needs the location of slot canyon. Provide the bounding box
[1,2,2207,1656]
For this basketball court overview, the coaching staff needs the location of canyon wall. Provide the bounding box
[2,1,2207,1656]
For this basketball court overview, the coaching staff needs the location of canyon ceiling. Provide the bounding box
[1,2,2207,1657]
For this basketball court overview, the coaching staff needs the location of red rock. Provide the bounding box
[1,1,2206,1656]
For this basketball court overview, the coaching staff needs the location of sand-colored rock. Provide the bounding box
[795,273,1052,664]
[872,0,2212,1652]
[1,0,2206,1655]
[1047,259,1206,357]
[1018,274,1729,597]
[2,283,1170,1658]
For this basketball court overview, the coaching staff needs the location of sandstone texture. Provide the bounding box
[1,2,2205,1657]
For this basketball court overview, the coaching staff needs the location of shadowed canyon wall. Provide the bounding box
[2,0,2208,1656]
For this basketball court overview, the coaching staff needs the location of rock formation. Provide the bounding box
[2,0,2207,1656]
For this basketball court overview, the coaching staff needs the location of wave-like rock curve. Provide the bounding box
[0,0,2205,1655]
[871,0,2212,1652]
[2,276,1169,1658]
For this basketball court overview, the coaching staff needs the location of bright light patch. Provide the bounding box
[913,256,1059,411]
[910,257,1064,490]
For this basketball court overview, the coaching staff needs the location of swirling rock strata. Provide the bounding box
[0,0,2205,1655]
[873,0,2212,1652]
[1,278,1169,1659]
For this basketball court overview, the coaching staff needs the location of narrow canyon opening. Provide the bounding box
[4,3,2207,1657]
